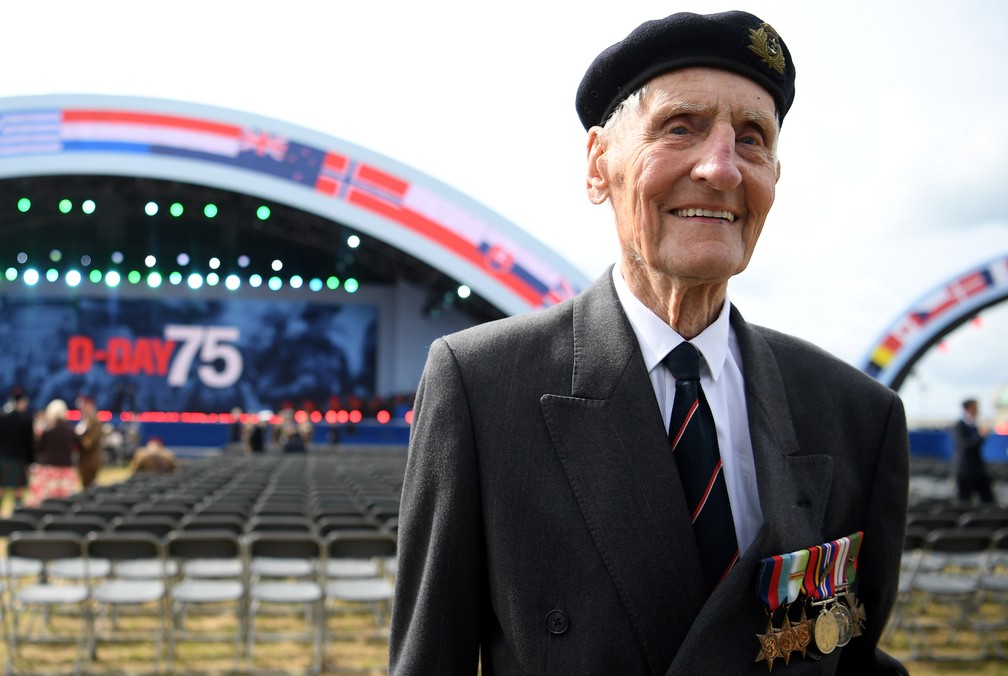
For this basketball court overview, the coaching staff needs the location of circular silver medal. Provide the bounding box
[831,603,854,647]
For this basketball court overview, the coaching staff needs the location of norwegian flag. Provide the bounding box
[239,129,288,160]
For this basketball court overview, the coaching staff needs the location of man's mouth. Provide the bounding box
[672,208,736,223]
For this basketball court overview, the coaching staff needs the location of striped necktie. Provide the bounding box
[663,342,739,591]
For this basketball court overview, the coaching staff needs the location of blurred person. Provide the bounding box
[390,10,908,675]
[952,398,994,504]
[26,399,80,506]
[75,395,104,488]
[129,437,178,474]
[0,388,34,509]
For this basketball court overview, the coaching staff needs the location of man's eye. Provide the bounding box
[670,126,689,135]
[739,135,761,146]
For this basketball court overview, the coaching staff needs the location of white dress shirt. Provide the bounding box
[612,267,763,553]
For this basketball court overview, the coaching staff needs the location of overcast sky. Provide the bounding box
[2,0,1006,428]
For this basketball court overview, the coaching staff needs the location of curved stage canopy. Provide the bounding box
[861,253,1008,390]
[0,94,588,317]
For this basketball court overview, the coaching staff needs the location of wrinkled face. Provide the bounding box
[588,68,781,288]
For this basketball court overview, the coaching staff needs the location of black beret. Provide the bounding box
[576,11,795,130]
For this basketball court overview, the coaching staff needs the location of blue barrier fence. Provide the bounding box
[909,429,1007,463]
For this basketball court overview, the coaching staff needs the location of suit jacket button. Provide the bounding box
[546,610,569,635]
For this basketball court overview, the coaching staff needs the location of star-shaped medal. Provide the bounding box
[755,618,781,671]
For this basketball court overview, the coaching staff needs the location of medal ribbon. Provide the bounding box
[757,549,811,611]
[845,531,863,587]
[832,535,851,591]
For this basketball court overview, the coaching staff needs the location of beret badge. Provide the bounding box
[747,23,786,75]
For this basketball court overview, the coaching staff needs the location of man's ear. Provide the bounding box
[775,158,781,182]
[586,127,610,205]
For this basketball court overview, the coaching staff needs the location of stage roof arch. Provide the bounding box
[861,253,1008,390]
[0,94,588,316]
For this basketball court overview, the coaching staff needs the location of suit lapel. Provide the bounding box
[667,308,835,673]
[540,273,705,674]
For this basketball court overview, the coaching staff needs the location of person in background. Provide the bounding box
[75,395,104,488]
[129,437,178,474]
[390,10,908,675]
[0,388,34,510]
[26,399,79,506]
[952,397,994,504]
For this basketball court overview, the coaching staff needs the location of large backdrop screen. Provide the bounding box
[0,295,377,414]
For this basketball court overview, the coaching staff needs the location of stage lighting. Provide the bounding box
[147,271,162,288]
[82,199,96,214]
[289,275,303,289]
[170,202,184,217]
[249,274,263,288]
[16,253,27,264]
[326,276,339,290]
[128,270,141,284]
[271,259,282,271]
[187,273,203,289]
[177,253,190,266]
[238,255,250,268]
[112,251,124,264]
[344,278,359,293]
[309,278,323,292]
[204,203,218,218]
[17,198,30,212]
[268,276,282,291]
[45,269,58,282]
[58,199,72,214]
[81,255,92,266]
[206,272,220,286]
[23,269,39,285]
[225,274,241,290]
[4,268,15,281]
[256,205,270,220]
[169,271,182,285]
[50,250,62,262]
[458,285,471,299]
[145,255,156,268]
[89,270,102,283]
[209,257,221,270]
[66,270,82,287]
[105,271,121,287]
[145,201,158,216]
[347,235,360,248]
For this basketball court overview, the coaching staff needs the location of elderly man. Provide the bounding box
[390,10,908,675]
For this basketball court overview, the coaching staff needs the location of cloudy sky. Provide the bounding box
[2,0,1006,428]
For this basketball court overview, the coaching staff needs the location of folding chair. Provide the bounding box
[165,530,246,672]
[324,531,396,645]
[5,531,91,675]
[245,531,324,674]
[905,526,992,660]
[85,531,167,670]
[976,527,1008,657]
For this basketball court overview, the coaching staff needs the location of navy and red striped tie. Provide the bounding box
[663,342,739,591]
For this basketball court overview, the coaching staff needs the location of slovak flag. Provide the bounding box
[239,129,288,160]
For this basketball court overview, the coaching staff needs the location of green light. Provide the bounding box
[127,270,142,284]
[169,271,183,285]
[344,278,359,293]
[170,202,184,217]
[17,198,30,213]
[4,268,16,281]
[256,205,271,220]
[105,271,121,287]
[206,272,220,286]
[82,199,96,214]
[204,203,218,218]
[45,269,59,282]
[268,276,282,291]
[147,271,162,288]
[89,270,103,284]
[58,199,72,214]
[326,276,339,290]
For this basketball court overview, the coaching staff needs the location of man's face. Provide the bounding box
[588,68,781,289]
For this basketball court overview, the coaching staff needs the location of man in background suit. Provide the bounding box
[952,398,993,504]
[390,10,909,675]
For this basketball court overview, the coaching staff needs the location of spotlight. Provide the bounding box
[111,252,124,264]
[177,253,190,266]
[23,269,40,285]
[225,274,241,290]
[256,205,271,220]
[170,202,184,217]
[204,203,218,218]
[147,271,162,288]
[249,274,263,288]
[271,259,283,272]
[145,201,158,216]
[145,256,157,268]
[169,272,183,285]
[82,199,96,214]
[268,276,282,291]
[45,269,59,282]
[66,270,82,286]
[458,285,471,299]
[289,275,303,289]
[187,273,203,289]
[17,198,30,212]
[58,199,72,214]
[344,278,359,293]
[347,235,360,249]
[105,271,121,287]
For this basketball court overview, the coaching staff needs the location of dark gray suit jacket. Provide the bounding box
[390,272,909,675]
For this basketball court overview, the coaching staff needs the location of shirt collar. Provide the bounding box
[612,266,730,381]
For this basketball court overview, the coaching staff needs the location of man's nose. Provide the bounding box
[690,124,743,190]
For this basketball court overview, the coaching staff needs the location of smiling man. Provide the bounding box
[390,11,909,675]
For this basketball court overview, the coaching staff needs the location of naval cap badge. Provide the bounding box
[747,22,786,75]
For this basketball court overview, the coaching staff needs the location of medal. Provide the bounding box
[805,541,841,654]
[813,608,839,654]
[754,550,809,670]
[831,603,854,647]
[755,617,783,671]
